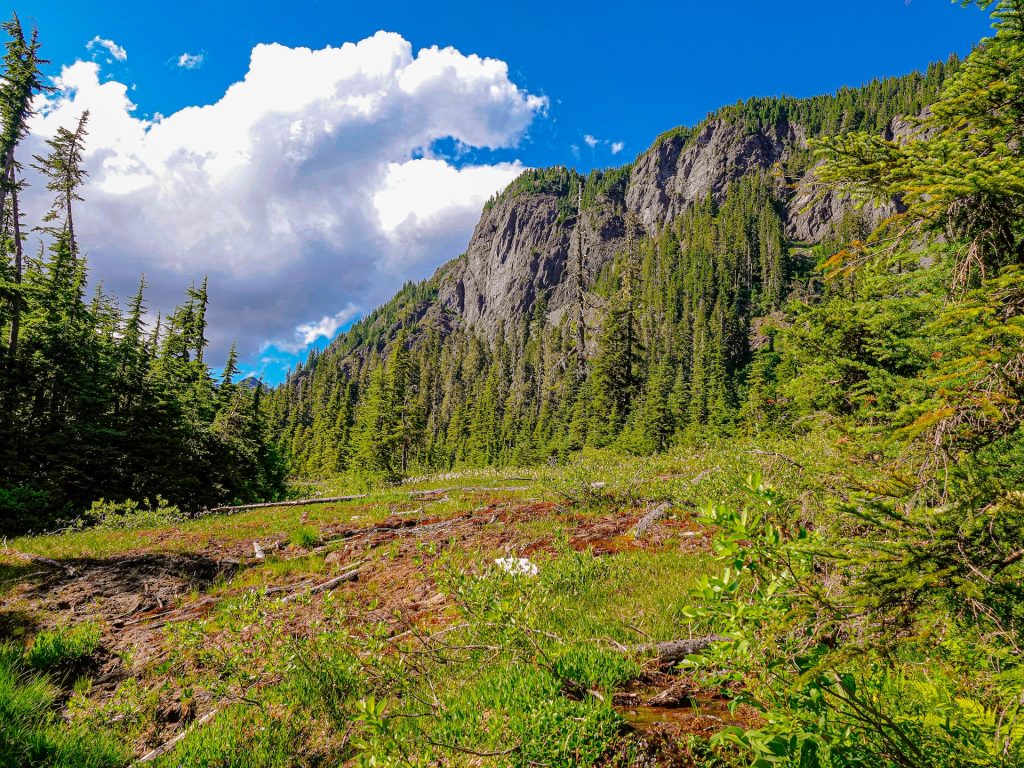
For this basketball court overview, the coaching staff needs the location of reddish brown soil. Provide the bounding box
[2,497,721,762]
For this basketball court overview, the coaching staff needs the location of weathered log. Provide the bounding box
[633,635,727,665]
[277,568,360,604]
[646,679,699,707]
[308,568,359,594]
[197,494,367,517]
[408,487,454,497]
[632,502,672,539]
[408,485,528,497]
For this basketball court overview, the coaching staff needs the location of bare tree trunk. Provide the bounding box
[0,153,13,228]
[66,188,76,262]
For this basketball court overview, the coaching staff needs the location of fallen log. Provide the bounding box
[633,635,728,665]
[408,487,454,497]
[197,494,367,517]
[632,502,671,539]
[276,567,361,603]
[646,678,699,707]
[308,568,360,594]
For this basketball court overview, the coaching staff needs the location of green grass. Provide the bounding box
[26,622,101,674]
[0,434,860,766]
[151,702,306,768]
[287,525,320,548]
[0,643,126,768]
[7,495,375,560]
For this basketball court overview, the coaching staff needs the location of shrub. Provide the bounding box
[151,703,300,768]
[551,645,641,692]
[79,496,181,531]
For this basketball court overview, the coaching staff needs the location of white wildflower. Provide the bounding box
[494,557,539,576]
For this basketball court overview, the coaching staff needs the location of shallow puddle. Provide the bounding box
[617,690,745,736]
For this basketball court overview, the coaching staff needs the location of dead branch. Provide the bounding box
[197,494,368,517]
[304,568,359,596]
[407,485,528,497]
[407,487,455,497]
[631,634,727,665]
[632,502,672,539]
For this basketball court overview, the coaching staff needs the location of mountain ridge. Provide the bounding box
[316,59,955,362]
[268,57,961,476]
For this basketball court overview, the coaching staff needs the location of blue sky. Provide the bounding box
[19,1,992,383]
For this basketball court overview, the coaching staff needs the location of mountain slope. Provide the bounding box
[267,59,958,476]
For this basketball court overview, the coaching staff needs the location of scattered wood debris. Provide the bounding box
[197,494,368,517]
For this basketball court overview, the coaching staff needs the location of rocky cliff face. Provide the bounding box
[430,115,900,340]
[626,118,804,232]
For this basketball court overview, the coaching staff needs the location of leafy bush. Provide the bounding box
[685,474,1024,768]
[79,496,181,531]
[551,645,640,692]
[26,622,101,674]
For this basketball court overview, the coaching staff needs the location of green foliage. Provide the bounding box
[25,622,101,673]
[0,18,286,534]
[151,703,303,768]
[683,470,1024,768]
[287,524,320,548]
[0,642,125,768]
[79,496,181,531]
[0,485,50,533]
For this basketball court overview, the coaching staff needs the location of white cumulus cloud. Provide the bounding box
[86,36,127,62]
[176,52,205,70]
[583,133,598,148]
[610,141,625,154]
[286,303,360,352]
[26,32,546,363]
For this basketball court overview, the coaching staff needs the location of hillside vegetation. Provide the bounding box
[1,1,1024,766]
[264,56,963,482]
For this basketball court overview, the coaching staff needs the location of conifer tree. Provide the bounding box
[0,14,46,364]
[32,110,89,261]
